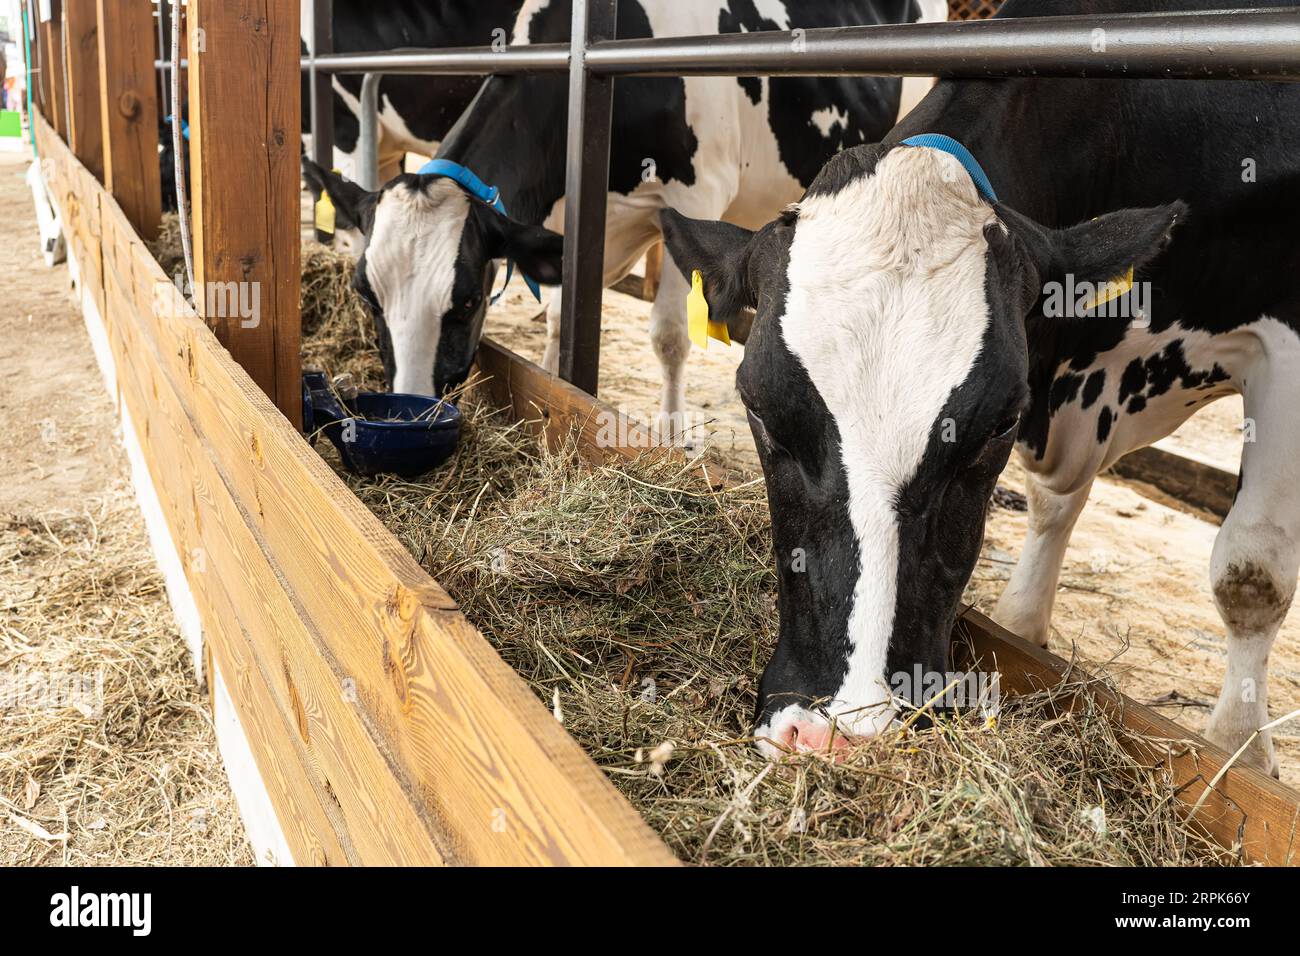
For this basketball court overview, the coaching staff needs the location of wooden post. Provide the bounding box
[96,0,161,240]
[41,0,66,139]
[188,0,302,428]
[63,0,103,180]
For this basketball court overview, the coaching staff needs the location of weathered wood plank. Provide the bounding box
[187,0,302,427]
[102,249,351,866]
[63,0,103,181]
[41,2,67,139]
[73,154,675,864]
[115,265,447,866]
[475,337,737,489]
[1108,443,1237,522]
[95,0,161,240]
[956,608,1299,865]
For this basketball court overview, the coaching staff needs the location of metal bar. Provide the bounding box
[356,72,382,190]
[303,44,570,75]
[310,0,335,170]
[584,9,1300,79]
[294,11,1300,80]
[557,0,617,395]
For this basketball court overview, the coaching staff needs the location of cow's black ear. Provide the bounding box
[1051,201,1187,287]
[489,216,564,287]
[659,208,755,324]
[302,157,372,233]
[1002,201,1187,291]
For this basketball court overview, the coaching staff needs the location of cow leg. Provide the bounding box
[1205,369,1300,778]
[650,248,692,435]
[992,475,1094,647]
[541,290,563,376]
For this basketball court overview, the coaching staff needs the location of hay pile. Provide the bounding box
[0,499,252,865]
[139,216,1236,866]
[320,387,1233,866]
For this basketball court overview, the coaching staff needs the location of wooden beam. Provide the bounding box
[63,0,103,180]
[36,114,674,864]
[955,608,1300,866]
[1109,443,1237,522]
[41,0,66,139]
[96,0,161,240]
[187,0,302,428]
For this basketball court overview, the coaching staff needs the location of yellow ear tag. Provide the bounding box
[1083,265,1134,311]
[687,269,732,349]
[314,190,336,236]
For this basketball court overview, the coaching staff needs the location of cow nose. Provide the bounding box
[435,365,472,397]
[780,720,858,760]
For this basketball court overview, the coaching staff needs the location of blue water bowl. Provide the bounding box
[302,371,462,478]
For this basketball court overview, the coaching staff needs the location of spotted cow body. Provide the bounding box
[663,0,1300,774]
[305,0,923,403]
[300,1,525,183]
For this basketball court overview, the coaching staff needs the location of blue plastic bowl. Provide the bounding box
[302,372,461,478]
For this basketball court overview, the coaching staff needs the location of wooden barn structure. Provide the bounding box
[20,0,1300,865]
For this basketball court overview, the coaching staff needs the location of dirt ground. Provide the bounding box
[486,280,1300,789]
[0,150,250,865]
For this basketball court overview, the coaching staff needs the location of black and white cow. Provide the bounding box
[660,0,1300,775]
[300,0,524,181]
[304,0,922,410]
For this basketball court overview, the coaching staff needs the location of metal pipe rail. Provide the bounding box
[588,9,1300,78]
[304,44,570,75]
[302,10,1300,80]
[294,3,1300,397]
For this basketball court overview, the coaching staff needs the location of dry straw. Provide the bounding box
[145,220,1237,867]
[0,497,251,866]
[305,357,1235,866]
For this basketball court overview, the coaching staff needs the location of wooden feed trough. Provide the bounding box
[22,0,1300,866]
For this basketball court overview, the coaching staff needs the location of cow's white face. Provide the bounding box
[764,148,1007,750]
[662,143,1184,758]
[360,179,475,395]
[302,160,563,396]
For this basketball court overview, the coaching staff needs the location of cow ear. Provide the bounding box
[302,158,372,233]
[1001,201,1187,291]
[659,208,755,325]
[489,216,565,287]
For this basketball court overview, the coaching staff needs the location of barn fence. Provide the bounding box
[949,0,1006,21]
[23,0,1300,865]
[303,5,1300,396]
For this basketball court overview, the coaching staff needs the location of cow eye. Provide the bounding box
[992,414,1021,441]
[747,408,779,452]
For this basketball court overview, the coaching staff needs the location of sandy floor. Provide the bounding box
[0,151,250,865]
[486,279,1300,788]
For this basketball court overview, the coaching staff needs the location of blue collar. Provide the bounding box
[419,159,542,303]
[899,134,998,204]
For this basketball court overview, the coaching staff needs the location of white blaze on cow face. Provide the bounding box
[768,147,997,746]
[363,179,471,396]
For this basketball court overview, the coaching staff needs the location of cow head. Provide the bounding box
[302,159,563,396]
[661,144,1183,757]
